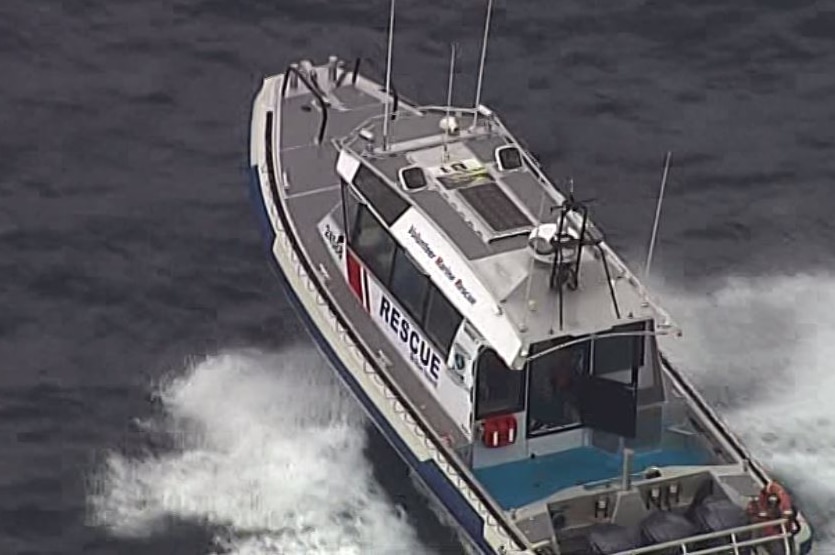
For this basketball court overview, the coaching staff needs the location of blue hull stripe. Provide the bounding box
[247,164,492,554]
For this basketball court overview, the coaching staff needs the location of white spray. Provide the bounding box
[88,347,429,555]
[657,273,835,547]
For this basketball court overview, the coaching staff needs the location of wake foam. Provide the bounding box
[656,273,835,546]
[88,348,428,555]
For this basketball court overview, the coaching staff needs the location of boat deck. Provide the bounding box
[473,444,713,510]
[265,70,472,448]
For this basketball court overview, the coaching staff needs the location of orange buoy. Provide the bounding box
[747,481,799,537]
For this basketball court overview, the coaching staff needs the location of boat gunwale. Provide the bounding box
[257,74,535,553]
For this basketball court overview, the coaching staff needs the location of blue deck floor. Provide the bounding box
[474,446,711,509]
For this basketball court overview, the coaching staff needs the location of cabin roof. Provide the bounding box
[335,104,677,366]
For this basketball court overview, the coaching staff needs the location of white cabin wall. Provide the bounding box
[364,277,473,438]
[316,208,474,439]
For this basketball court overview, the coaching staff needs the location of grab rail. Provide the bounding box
[612,517,792,555]
[280,64,329,145]
[350,56,400,118]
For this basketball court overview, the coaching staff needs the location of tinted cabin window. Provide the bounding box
[354,164,409,225]
[424,284,462,357]
[342,179,362,237]
[475,349,525,420]
[527,337,588,436]
[350,205,396,282]
[497,146,522,171]
[593,321,645,384]
[389,247,429,322]
[401,167,427,191]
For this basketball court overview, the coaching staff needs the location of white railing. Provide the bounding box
[612,518,792,555]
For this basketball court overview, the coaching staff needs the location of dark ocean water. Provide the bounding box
[3,0,835,553]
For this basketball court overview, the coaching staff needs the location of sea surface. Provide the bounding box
[3,0,835,553]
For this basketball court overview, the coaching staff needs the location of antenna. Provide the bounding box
[520,190,548,333]
[442,42,457,163]
[381,0,396,151]
[472,0,494,129]
[645,151,672,280]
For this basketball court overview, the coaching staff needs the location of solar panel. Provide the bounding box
[458,182,531,233]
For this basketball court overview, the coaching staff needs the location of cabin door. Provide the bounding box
[577,372,638,438]
[577,324,645,438]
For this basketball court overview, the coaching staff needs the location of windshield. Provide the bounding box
[474,348,525,420]
[527,336,588,435]
[526,320,650,439]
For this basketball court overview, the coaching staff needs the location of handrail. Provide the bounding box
[351,56,400,118]
[612,517,792,555]
[280,64,329,145]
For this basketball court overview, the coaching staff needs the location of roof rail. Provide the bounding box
[350,57,400,119]
[280,64,329,145]
[611,517,794,555]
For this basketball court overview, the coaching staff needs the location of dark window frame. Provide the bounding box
[423,284,463,359]
[389,246,430,323]
[475,348,527,421]
[353,164,409,225]
[348,203,397,283]
[341,172,467,370]
[525,336,589,438]
[591,321,646,383]
[341,179,362,241]
[577,375,638,438]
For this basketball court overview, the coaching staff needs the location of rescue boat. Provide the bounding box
[246,2,815,553]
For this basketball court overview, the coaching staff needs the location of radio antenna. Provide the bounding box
[381,0,396,151]
[471,0,494,129]
[442,42,457,163]
[645,151,672,280]
[520,190,548,333]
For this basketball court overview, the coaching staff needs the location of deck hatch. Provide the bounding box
[458,181,532,234]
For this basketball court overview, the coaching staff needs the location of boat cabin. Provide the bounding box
[319,105,700,511]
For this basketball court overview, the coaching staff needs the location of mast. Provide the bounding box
[645,151,672,280]
[471,0,494,129]
[442,42,457,163]
[381,0,396,151]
